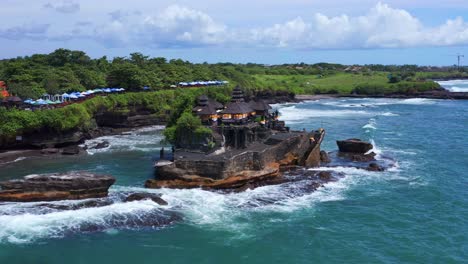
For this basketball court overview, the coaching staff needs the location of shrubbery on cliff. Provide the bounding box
[0,86,229,141]
[164,112,212,148]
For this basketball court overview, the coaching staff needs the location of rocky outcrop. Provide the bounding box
[124,193,168,205]
[303,130,325,167]
[146,165,280,192]
[320,151,331,163]
[337,139,373,154]
[95,111,165,128]
[61,145,82,155]
[148,129,325,191]
[90,141,110,150]
[0,172,115,202]
[41,148,60,154]
[366,162,384,171]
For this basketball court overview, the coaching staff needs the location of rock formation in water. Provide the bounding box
[146,129,326,191]
[0,172,115,202]
[124,193,168,205]
[336,138,373,153]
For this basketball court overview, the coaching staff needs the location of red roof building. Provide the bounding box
[0,81,9,98]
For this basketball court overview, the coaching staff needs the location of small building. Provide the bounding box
[1,96,22,108]
[249,100,272,117]
[220,86,253,124]
[192,95,222,124]
[0,81,9,98]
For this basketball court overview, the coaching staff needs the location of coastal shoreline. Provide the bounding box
[0,124,164,166]
[296,90,468,101]
[1,89,467,160]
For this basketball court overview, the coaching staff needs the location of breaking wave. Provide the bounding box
[436,79,468,92]
[0,157,26,165]
[0,199,171,244]
[278,105,372,122]
[83,126,166,155]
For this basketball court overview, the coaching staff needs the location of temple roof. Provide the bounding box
[197,95,209,106]
[221,101,252,114]
[231,86,245,102]
[249,100,272,112]
[208,99,224,109]
[193,101,218,115]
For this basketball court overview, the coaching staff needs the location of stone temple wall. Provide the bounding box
[169,130,323,180]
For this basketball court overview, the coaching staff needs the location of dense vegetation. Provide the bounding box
[1,48,465,144]
[0,86,230,143]
[2,48,464,99]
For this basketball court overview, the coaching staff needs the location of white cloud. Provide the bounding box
[250,3,468,49]
[252,3,468,49]
[141,5,227,46]
[2,2,468,50]
[0,24,50,40]
[44,1,80,14]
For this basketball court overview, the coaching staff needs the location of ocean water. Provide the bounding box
[0,98,467,263]
[436,79,468,92]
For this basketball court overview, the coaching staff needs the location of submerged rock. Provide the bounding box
[61,145,81,155]
[36,199,114,211]
[317,171,332,180]
[124,193,168,205]
[320,151,331,163]
[92,141,110,149]
[0,172,116,202]
[337,139,373,154]
[366,163,385,171]
[41,148,60,155]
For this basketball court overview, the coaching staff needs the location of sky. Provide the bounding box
[0,0,468,65]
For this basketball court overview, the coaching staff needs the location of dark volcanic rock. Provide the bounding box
[61,145,81,155]
[351,152,376,162]
[36,199,113,211]
[337,139,373,154]
[367,163,384,171]
[41,148,60,154]
[317,171,332,181]
[320,151,331,163]
[0,172,116,202]
[77,209,181,233]
[125,193,168,205]
[92,141,110,149]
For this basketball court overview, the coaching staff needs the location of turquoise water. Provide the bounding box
[0,98,467,263]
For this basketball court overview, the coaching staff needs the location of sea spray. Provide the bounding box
[0,199,173,244]
[83,125,166,155]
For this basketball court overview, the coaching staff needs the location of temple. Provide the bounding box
[191,86,282,149]
[148,86,325,190]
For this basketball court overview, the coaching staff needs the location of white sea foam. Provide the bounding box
[363,118,377,131]
[380,112,399,116]
[0,158,402,244]
[1,157,27,165]
[278,105,372,122]
[0,200,164,244]
[397,98,436,105]
[298,98,436,109]
[436,79,468,92]
[436,80,468,86]
[444,86,468,92]
[368,139,382,158]
[83,125,166,154]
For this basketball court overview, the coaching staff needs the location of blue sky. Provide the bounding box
[1,0,467,65]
